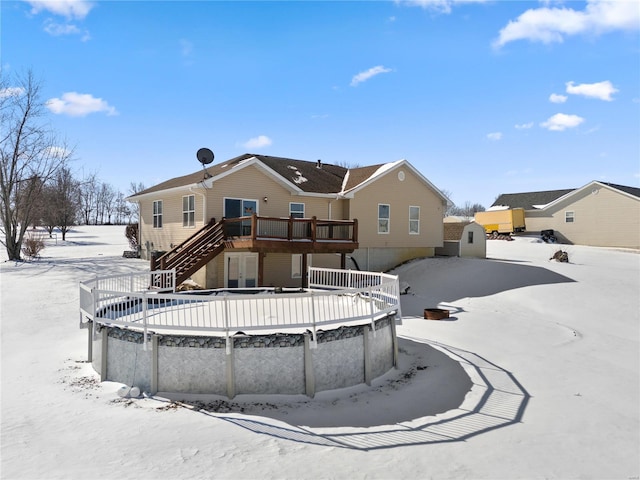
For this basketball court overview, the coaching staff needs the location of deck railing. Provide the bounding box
[79,267,400,350]
[223,215,358,243]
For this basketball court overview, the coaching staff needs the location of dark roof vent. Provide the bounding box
[317,159,322,169]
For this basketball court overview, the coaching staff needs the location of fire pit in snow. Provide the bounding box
[424,308,450,320]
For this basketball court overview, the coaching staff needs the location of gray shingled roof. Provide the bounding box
[258,155,347,194]
[492,189,575,210]
[343,164,386,191]
[130,154,349,198]
[492,182,640,210]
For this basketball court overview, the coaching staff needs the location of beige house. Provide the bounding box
[436,221,486,258]
[492,181,640,249]
[128,153,449,288]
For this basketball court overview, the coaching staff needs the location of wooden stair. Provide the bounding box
[153,218,225,286]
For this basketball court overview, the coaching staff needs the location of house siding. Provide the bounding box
[260,253,342,288]
[525,185,640,248]
[347,166,443,271]
[138,165,350,261]
[203,165,349,221]
[140,191,205,258]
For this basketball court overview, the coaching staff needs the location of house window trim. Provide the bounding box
[182,194,195,228]
[378,203,390,234]
[153,200,163,229]
[409,205,420,235]
[565,211,575,223]
[290,202,305,219]
[223,197,258,218]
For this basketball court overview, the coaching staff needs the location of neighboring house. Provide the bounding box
[435,221,486,258]
[127,153,449,288]
[492,181,640,249]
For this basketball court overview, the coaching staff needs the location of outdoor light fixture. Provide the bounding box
[263,196,268,203]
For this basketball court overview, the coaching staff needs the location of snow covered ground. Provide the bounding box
[1,226,638,480]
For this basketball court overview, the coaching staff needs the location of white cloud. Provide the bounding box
[549,93,568,103]
[487,132,503,141]
[25,0,95,20]
[43,19,90,40]
[566,80,618,101]
[350,65,392,87]
[243,135,272,149]
[515,122,534,129]
[46,92,118,117]
[0,87,25,98]
[493,0,640,48]
[26,1,93,40]
[540,113,585,131]
[397,0,488,14]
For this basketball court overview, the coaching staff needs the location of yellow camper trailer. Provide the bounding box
[474,208,526,234]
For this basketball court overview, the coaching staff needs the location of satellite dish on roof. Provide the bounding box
[196,147,214,165]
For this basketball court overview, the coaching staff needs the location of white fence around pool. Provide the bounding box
[79,267,402,349]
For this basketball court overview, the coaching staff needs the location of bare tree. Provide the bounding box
[0,70,71,260]
[78,172,98,225]
[448,201,485,220]
[127,181,145,223]
[40,167,80,240]
[96,182,116,224]
[104,184,117,224]
[114,191,131,224]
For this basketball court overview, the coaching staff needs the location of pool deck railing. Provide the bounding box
[79,267,402,351]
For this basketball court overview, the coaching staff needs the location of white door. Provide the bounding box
[224,253,258,288]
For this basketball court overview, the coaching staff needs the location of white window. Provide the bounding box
[378,204,390,234]
[409,206,420,234]
[153,200,163,228]
[290,202,305,219]
[182,195,195,227]
[565,211,575,223]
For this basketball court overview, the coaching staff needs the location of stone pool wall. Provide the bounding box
[90,315,397,398]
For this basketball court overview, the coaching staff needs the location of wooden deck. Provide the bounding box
[222,215,359,254]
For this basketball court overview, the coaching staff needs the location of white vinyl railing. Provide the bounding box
[79,267,401,349]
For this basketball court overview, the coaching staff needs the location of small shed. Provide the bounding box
[436,221,486,258]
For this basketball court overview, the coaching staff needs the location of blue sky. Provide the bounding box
[2,0,639,208]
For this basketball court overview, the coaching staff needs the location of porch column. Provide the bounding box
[302,253,308,289]
[258,252,265,287]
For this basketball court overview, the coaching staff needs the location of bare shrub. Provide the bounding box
[125,224,139,250]
[21,233,45,259]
